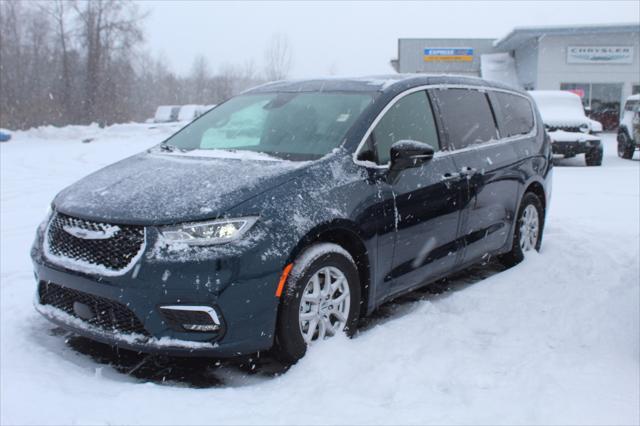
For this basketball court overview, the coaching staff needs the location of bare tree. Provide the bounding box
[39,0,74,121]
[73,0,145,124]
[189,55,212,104]
[263,33,293,81]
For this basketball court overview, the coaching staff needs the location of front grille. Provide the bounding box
[547,126,582,133]
[45,213,144,273]
[38,281,149,335]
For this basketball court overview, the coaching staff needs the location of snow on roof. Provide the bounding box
[177,104,201,121]
[480,53,521,89]
[529,90,582,100]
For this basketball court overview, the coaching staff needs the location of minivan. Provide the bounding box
[32,75,552,363]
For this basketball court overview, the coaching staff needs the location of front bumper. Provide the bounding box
[31,224,286,357]
[552,139,601,156]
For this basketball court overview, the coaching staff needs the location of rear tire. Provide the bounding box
[499,192,544,268]
[272,243,361,365]
[585,148,603,166]
[618,132,635,159]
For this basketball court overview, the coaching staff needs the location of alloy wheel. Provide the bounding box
[519,204,539,252]
[298,266,351,344]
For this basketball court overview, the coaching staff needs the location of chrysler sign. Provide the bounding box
[567,46,634,64]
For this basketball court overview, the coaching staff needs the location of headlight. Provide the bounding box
[579,123,590,133]
[159,217,258,246]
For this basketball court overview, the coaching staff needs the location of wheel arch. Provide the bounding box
[524,180,547,218]
[286,220,372,318]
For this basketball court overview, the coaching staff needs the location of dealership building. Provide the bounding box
[391,23,640,129]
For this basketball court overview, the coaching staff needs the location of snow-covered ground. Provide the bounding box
[1,125,638,425]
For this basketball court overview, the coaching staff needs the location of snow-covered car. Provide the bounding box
[617,94,639,159]
[196,104,216,117]
[529,90,603,166]
[153,105,180,123]
[32,75,552,364]
[177,104,203,122]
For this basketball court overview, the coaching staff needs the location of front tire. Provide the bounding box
[618,132,635,159]
[499,192,544,267]
[272,243,360,364]
[585,147,603,166]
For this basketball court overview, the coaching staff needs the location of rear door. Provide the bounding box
[359,90,466,297]
[429,87,522,265]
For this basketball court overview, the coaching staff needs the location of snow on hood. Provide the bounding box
[53,150,308,225]
[529,90,590,127]
[548,130,600,143]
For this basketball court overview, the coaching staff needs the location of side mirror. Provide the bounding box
[389,140,435,173]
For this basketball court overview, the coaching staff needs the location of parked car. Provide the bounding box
[177,104,203,122]
[196,104,216,117]
[153,105,180,123]
[32,75,552,364]
[617,94,639,159]
[529,90,602,166]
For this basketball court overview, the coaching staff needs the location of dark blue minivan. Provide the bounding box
[32,75,552,363]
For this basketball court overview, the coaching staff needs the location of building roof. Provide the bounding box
[494,22,640,50]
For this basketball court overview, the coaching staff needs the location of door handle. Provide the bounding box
[441,172,461,181]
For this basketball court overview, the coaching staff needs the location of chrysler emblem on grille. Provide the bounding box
[62,223,120,240]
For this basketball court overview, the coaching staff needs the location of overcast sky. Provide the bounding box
[139,1,640,78]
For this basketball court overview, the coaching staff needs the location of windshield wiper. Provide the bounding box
[159,143,176,152]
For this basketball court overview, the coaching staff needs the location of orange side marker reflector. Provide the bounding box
[275,263,293,298]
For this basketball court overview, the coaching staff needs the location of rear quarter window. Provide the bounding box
[493,92,535,138]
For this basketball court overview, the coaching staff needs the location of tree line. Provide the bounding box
[0,0,293,130]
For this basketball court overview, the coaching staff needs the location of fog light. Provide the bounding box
[160,305,222,333]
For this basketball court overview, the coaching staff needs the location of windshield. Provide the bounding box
[162,92,375,161]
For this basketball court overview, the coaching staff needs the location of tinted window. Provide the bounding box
[494,92,535,137]
[370,91,439,164]
[431,88,498,149]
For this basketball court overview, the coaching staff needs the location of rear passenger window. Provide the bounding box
[431,88,498,149]
[370,91,439,164]
[494,92,534,137]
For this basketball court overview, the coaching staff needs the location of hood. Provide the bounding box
[529,90,590,128]
[537,106,590,128]
[53,151,309,225]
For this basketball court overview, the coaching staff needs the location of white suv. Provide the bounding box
[618,94,639,160]
[529,90,603,166]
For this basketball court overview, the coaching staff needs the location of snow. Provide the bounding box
[529,90,591,127]
[153,105,179,123]
[480,52,521,89]
[1,124,639,425]
[177,104,202,122]
[164,148,284,162]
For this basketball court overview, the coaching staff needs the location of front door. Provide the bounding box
[361,90,466,296]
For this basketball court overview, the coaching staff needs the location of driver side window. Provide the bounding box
[370,91,439,165]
